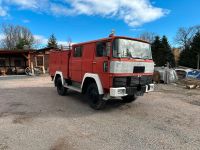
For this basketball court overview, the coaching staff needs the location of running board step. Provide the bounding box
[64,84,81,93]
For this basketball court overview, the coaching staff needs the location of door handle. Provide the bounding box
[92,61,96,64]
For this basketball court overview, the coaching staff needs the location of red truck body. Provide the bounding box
[49,35,154,109]
[49,51,70,79]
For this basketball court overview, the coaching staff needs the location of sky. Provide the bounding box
[0,0,200,48]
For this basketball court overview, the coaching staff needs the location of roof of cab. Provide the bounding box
[72,35,150,47]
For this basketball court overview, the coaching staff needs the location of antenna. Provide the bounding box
[111,29,115,35]
[109,29,115,37]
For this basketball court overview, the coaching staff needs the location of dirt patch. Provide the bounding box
[56,109,65,112]
[7,102,27,107]
[0,112,9,118]
[12,115,33,124]
[0,111,26,118]
[0,144,8,150]
[12,112,38,124]
[50,137,76,150]
[189,100,200,106]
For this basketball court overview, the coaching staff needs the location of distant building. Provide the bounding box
[0,50,33,75]
[30,47,55,74]
[0,47,60,76]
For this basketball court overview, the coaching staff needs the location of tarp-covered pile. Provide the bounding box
[175,68,200,89]
[154,67,178,84]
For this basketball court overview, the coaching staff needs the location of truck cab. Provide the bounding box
[49,35,154,110]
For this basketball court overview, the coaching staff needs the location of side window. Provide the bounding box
[74,46,83,57]
[96,42,107,57]
[36,56,43,66]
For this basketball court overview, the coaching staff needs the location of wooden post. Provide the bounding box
[28,53,31,68]
[31,62,34,75]
[8,56,11,68]
[43,55,45,74]
[35,56,37,67]
[9,56,11,75]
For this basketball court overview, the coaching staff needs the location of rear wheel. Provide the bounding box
[122,95,137,103]
[86,83,106,110]
[56,77,67,96]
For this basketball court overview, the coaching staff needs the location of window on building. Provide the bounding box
[0,59,6,67]
[96,42,110,57]
[14,59,22,67]
[74,46,82,57]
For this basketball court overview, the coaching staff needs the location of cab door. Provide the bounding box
[92,41,111,89]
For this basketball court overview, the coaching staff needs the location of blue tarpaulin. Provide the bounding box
[187,70,200,80]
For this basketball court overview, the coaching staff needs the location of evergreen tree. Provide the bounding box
[151,36,161,66]
[191,32,200,55]
[47,34,58,48]
[16,38,30,49]
[189,32,200,68]
[161,36,175,67]
[151,36,175,67]
[179,32,200,69]
[179,47,193,68]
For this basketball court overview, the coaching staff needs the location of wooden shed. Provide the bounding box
[0,48,55,76]
[0,50,33,75]
[31,47,55,73]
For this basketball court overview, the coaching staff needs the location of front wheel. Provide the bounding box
[122,95,137,103]
[86,83,106,110]
[56,77,67,96]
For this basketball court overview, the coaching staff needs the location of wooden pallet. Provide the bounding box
[181,78,200,89]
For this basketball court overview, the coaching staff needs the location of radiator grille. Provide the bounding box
[113,76,153,87]
[133,66,145,73]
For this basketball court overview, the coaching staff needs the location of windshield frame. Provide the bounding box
[112,38,152,60]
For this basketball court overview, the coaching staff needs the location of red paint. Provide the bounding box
[49,50,70,79]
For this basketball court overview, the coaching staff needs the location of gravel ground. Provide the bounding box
[0,76,200,150]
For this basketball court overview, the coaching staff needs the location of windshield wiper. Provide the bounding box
[126,49,133,59]
[132,57,142,59]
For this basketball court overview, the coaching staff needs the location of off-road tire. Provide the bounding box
[56,77,67,96]
[86,83,106,110]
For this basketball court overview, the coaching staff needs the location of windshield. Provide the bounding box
[113,38,152,59]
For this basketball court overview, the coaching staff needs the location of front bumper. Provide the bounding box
[110,87,128,97]
[109,84,154,97]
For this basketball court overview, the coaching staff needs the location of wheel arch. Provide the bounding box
[54,71,64,86]
[81,73,104,95]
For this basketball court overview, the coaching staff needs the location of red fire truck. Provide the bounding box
[49,35,154,109]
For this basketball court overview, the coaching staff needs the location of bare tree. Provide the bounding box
[174,25,200,49]
[138,32,156,43]
[1,24,34,50]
